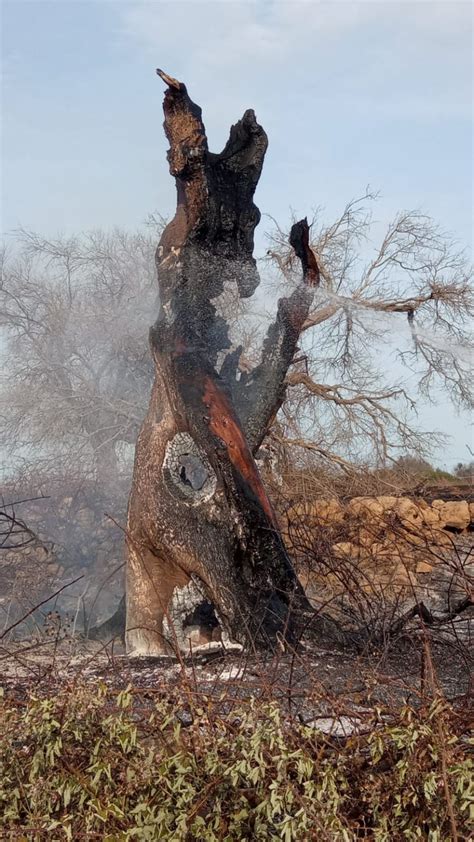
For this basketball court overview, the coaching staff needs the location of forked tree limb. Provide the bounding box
[124,71,318,655]
[154,66,267,341]
[235,218,319,452]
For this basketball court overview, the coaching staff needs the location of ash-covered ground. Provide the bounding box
[1,632,471,739]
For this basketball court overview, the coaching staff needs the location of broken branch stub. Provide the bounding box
[125,72,317,656]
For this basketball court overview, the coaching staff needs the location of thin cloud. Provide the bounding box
[118,0,472,133]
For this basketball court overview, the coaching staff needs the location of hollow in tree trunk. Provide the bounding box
[125,70,319,656]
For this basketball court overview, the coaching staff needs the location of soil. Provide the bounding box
[1,632,471,736]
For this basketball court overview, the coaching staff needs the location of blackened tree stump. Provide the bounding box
[125,71,319,655]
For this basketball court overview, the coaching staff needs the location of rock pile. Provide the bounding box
[283,495,473,605]
[2,491,472,638]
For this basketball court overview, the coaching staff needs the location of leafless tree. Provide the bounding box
[119,71,472,656]
[1,201,470,492]
[264,192,472,469]
[1,76,471,654]
[0,497,46,551]
[0,226,160,485]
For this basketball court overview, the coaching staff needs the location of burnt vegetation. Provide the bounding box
[1,72,473,839]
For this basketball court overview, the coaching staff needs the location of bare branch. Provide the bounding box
[262,195,472,465]
[235,219,318,451]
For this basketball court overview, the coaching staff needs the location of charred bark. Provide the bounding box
[125,71,317,656]
[235,218,319,452]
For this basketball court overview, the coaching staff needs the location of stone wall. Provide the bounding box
[2,490,472,639]
[282,495,473,628]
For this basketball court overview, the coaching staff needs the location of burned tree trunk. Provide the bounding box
[125,71,317,655]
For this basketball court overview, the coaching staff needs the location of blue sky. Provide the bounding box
[1,0,473,466]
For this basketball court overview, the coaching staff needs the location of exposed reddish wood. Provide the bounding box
[203,376,278,527]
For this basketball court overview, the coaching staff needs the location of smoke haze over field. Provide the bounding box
[1,0,472,468]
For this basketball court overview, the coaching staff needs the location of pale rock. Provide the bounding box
[431,500,470,531]
[347,497,385,519]
[420,503,445,528]
[287,498,344,527]
[332,542,361,559]
[374,496,399,511]
[393,498,424,529]
[369,541,391,558]
[416,560,434,574]
[356,528,378,548]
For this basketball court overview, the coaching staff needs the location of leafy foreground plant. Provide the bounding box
[1,684,472,840]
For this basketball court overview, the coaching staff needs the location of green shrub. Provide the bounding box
[1,685,472,840]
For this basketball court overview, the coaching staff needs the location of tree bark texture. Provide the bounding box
[125,71,318,655]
